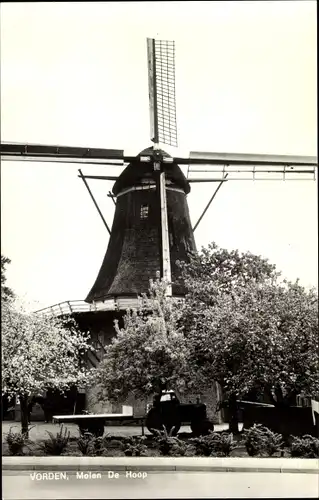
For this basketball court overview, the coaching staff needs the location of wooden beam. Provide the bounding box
[193,174,228,232]
[78,169,111,235]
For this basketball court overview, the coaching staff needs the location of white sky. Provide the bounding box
[1,1,317,310]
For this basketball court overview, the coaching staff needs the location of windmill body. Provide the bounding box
[86,146,195,303]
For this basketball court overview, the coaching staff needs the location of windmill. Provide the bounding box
[1,37,317,419]
[1,38,317,311]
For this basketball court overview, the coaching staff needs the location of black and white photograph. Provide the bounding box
[1,1,318,499]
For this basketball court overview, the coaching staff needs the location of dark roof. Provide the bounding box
[112,146,190,196]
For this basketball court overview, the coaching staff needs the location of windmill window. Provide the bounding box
[140,204,149,220]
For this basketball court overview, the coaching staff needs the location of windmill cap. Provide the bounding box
[112,146,190,195]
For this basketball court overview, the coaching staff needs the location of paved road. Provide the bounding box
[2,421,148,440]
[3,470,318,499]
[2,421,234,441]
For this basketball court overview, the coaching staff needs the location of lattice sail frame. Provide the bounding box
[147,38,178,147]
[186,152,317,182]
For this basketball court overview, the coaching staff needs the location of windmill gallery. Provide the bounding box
[1,38,317,428]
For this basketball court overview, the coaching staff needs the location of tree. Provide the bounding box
[95,280,191,405]
[2,298,96,436]
[1,255,15,302]
[178,242,319,432]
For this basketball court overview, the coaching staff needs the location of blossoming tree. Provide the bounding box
[2,298,96,436]
[1,255,15,302]
[95,280,191,406]
[178,242,319,432]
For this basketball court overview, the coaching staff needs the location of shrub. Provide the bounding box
[88,436,104,456]
[107,438,124,448]
[290,435,319,458]
[190,433,214,457]
[263,429,284,457]
[210,432,236,457]
[166,437,189,457]
[38,426,70,456]
[190,431,236,457]
[152,427,188,456]
[243,425,267,456]
[101,434,122,448]
[77,432,96,456]
[5,426,34,456]
[120,436,148,457]
[76,432,118,456]
[243,424,283,457]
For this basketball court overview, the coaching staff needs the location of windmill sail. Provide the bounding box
[147,38,178,147]
[186,152,317,182]
[147,38,179,295]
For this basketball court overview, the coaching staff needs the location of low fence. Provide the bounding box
[240,402,319,437]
